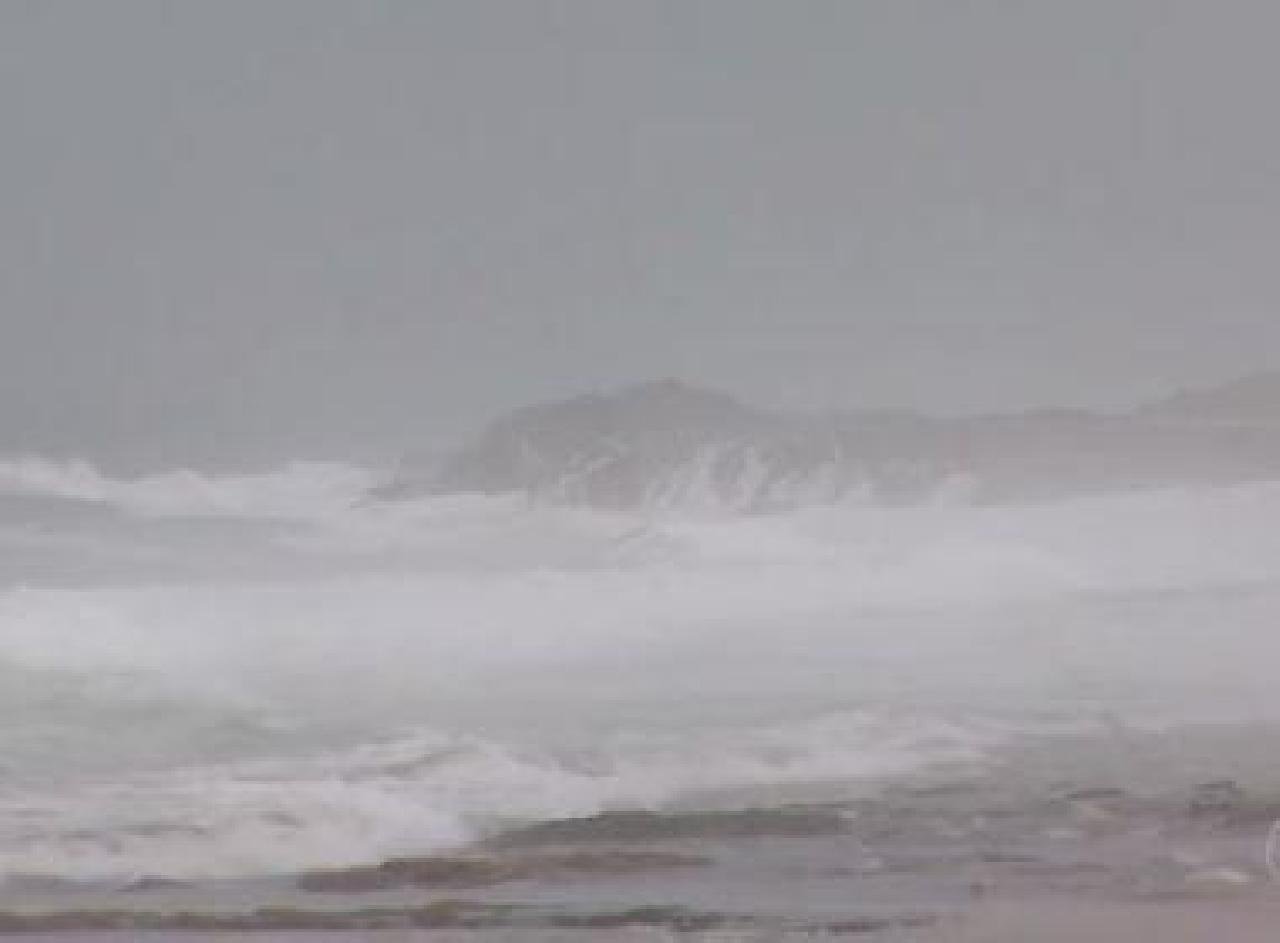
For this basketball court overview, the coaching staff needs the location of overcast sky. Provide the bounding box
[3,1,1279,466]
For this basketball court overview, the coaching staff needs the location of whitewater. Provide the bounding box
[2,480,1280,883]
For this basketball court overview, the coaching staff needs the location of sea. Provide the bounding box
[1,480,1279,934]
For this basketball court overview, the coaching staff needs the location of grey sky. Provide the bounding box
[3,1,1279,466]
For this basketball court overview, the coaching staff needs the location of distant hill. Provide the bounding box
[392,373,1280,511]
[1139,370,1280,423]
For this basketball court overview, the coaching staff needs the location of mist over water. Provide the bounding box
[3,475,1279,881]
[7,8,1280,936]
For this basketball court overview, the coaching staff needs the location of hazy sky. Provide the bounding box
[3,1,1280,466]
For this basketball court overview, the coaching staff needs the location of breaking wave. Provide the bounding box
[3,481,1280,880]
[0,709,1002,880]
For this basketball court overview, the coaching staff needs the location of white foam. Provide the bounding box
[3,481,1280,879]
[0,710,1001,880]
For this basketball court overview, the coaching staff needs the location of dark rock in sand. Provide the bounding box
[489,807,850,846]
[299,857,511,892]
[1190,780,1247,817]
[1061,786,1130,803]
[119,875,193,893]
[1187,780,1280,827]
[549,905,729,933]
[0,902,513,933]
[298,850,711,892]
[0,901,927,935]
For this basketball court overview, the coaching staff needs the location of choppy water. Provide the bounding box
[2,484,1279,883]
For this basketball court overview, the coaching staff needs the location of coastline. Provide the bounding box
[6,743,1280,940]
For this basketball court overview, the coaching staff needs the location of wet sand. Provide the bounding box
[912,895,1280,943]
[4,897,1280,941]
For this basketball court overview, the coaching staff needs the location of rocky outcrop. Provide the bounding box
[399,373,1280,511]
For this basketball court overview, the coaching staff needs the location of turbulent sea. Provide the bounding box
[2,481,1280,891]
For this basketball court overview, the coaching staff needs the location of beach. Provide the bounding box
[5,718,1280,939]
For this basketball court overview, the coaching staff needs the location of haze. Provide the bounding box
[7,6,1280,937]
[3,1,1279,467]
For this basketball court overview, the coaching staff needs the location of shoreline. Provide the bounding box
[1,893,1279,940]
[7,764,1280,939]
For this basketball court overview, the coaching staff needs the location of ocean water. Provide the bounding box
[2,483,1280,884]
